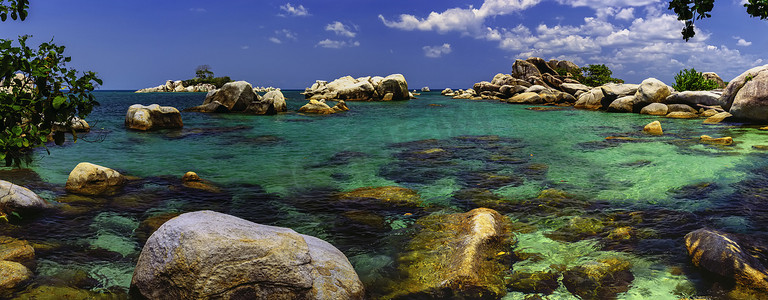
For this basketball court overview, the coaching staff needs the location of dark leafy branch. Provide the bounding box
[669,0,768,41]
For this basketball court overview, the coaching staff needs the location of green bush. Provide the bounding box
[672,68,720,91]
[580,64,623,87]
[182,76,232,89]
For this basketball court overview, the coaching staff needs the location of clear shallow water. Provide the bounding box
[3,90,768,298]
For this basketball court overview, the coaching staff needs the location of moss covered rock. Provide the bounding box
[337,186,422,208]
[385,208,513,299]
[562,257,634,299]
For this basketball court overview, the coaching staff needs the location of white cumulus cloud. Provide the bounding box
[317,39,360,49]
[734,36,752,46]
[279,3,309,17]
[269,37,282,44]
[326,21,357,38]
[423,43,452,58]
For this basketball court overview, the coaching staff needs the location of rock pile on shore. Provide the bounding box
[135,80,216,93]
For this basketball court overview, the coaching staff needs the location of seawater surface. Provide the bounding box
[4,90,768,299]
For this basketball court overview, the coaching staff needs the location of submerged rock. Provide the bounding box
[385,208,513,299]
[130,210,364,300]
[562,257,634,299]
[0,260,32,297]
[0,180,49,216]
[125,104,183,131]
[506,271,559,295]
[685,228,768,291]
[0,236,35,263]
[700,135,733,145]
[180,171,220,193]
[299,100,349,115]
[336,186,422,208]
[64,162,126,196]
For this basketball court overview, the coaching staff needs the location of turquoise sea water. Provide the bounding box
[4,90,768,298]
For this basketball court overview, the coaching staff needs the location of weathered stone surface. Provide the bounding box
[574,88,605,110]
[666,111,698,119]
[130,210,364,300]
[512,59,541,80]
[202,81,255,111]
[376,74,409,101]
[305,74,408,101]
[556,60,580,74]
[665,91,723,107]
[560,83,590,95]
[601,84,639,104]
[643,121,663,135]
[473,81,501,93]
[526,57,557,75]
[386,208,512,299]
[685,228,768,291]
[703,112,733,124]
[542,73,563,89]
[667,104,697,113]
[700,135,733,145]
[562,258,634,299]
[183,101,230,113]
[491,73,531,87]
[64,162,125,196]
[607,96,636,113]
[721,64,768,122]
[640,103,669,116]
[506,92,542,104]
[702,72,727,88]
[0,236,34,263]
[0,180,49,215]
[125,104,183,131]
[245,90,287,115]
[635,78,672,104]
[337,186,421,208]
[0,260,32,296]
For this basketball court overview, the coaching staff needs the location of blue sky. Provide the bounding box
[1,0,766,90]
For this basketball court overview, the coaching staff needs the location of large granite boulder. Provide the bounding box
[473,81,501,93]
[574,88,605,110]
[376,74,409,101]
[385,208,513,299]
[685,228,768,291]
[601,83,639,107]
[526,57,557,75]
[245,90,287,115]
[512,59,541,80]
[635,78,672,104]
[506,92,542,104]
[665,91,723,107]
[130,210,364,300]
[640,103,669,116]
[561,83,590,95]
[702,72,726,88]
[491,73,531,87]
[0,180,49,216]
[721,64,768,122]
[125,104,183,131]
[64,162,125,196]
[202,81,256,111]
[607,96,636,113]
[556,60,580,74]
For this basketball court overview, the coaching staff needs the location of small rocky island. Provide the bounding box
[303,74,411,101]
[185,81,287,115]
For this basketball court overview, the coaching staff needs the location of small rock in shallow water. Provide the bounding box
[336,186,422,208]
[562,257,634,299]
[700,135,733,145]
[643,121,663,135]
[65,162,125,196]
[0,260,32,296]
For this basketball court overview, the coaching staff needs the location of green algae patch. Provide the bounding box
[383,208,514,299]
[337,186,423,208]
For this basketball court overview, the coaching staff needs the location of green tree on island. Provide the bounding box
[579,64,624,87]
[0,0,102,167]
[195,64,214,79]
[669,0,768,41]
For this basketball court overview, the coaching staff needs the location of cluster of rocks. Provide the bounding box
[443,57,581,104]
[303,74,411,101]
[253,86,280,93]
[445,57,768,124]
[298,99,349,115]
[186,81,287,115]
[135,80,216,93]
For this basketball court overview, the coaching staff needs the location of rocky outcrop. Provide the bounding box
[0,180,49,216]
[721,64,768,122]
[125,104,183,131]
[385,208,513,299]
[635,78,672,105]
[702,72,726,88]
[512,59,542,80]
[304,74,409,101]
[245,90,287,115]
[298,100,349,115]
[421,87,430,92]
[685,228,768,291]
[130,210,364,300]
[64,162,125,196]
[186,81,287,115]
[136,80,216,93]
